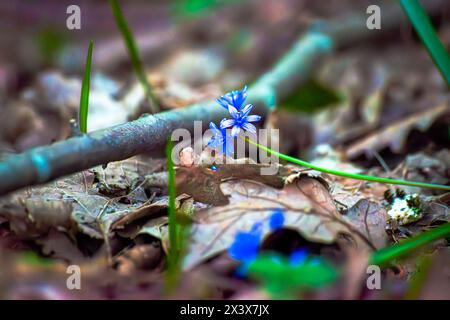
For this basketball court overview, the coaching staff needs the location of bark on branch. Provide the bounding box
[0,1,444,195]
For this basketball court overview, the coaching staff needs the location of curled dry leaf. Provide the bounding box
[0,195,73,238]
[114,243,163,276]
[92,158,162,198]
[344,199,389,249]
[111,194,191,231]
[36,229,85,263]
[393,149,450,192]
[346,103,449,159]
[0,159,168,240]
[182,175,371,270]
[396,193,450,237]
[176,163,296,205]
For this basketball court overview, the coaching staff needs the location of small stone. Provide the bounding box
[179,147,197,167]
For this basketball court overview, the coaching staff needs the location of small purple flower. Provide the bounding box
[269,210,285,230]
[207,122,234,157]
[228,222,263,263]
[220,103,261,137]
[216,86,248,111]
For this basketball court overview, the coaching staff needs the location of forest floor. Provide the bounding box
[0,0,449,299]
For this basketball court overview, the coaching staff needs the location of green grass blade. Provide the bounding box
[246,138,450,191]
[404,254,433,299]
[370,222,450,266]
[400,0,450,86]
[166,139,178,260]
[108,0,159,113]
[79,40,93,134]
[165,138,180,293]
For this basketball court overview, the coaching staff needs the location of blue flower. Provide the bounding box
[207,122,234,157]
[220,103,261,137]
[216,86,248,111]
[269,210,285,230]
[289,249,308,265]
[229,211,286,265]
[228,222,263,263]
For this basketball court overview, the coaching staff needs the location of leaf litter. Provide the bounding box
[0,147,449,298]
[0,0,450,299]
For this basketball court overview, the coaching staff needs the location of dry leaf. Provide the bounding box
[344,199,389,249]
[182,175,369,270]
[176,163,295,205]
[346,103,449,159]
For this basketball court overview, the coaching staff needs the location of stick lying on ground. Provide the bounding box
[0,0,445,196]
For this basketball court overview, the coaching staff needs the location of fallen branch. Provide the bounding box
[0,1,444,196]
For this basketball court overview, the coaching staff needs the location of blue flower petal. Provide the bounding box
[224,130,235,157]
[207,122,224,149]
[241,122,256,134]
[220,118,235,129]
[241,104,253,117]
[232,86,247,110]
[269,210,285,230]
[216,97,232,110]
[228,231,261,262]
[209,122,220,133]
[216,86,248,111]
[207,136,219,149]
[228,105,239,119]
[228,221,262,263]
[245,114,261,123]
[231,125,241,137]
[234,261,251,278]
[290,249,308,265]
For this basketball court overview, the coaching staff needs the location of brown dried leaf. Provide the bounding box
[0,161,163,240]
[36,229,85,263]
[176,163,295,205]
[346,103,449,159]
[92,158,159,198]
[344,199,389,249]
[111,194,190,230]
[397,193,450,236]
[182,176,367,270]
[114,243,163,276]
[394,149,450,190]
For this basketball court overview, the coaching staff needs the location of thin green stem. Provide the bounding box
[165,139,180,294]
[370,222,450,266]
[166,139,178,261]
[400,0,450,86]
[246,138,450,191]
[108,0,159,113]
[79,40,93,134]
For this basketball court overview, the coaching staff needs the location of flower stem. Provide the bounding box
[245,138,450,191]
[165,138,180,294]
[370,222,450,266]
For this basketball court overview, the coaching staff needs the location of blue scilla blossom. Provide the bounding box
[228,222,263,263]
[220,103,262,137]
[207,122,234,157]
[216,86,248,111]
[229,211,285,264]
[269,209,285,230]
[289,248,308,265]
